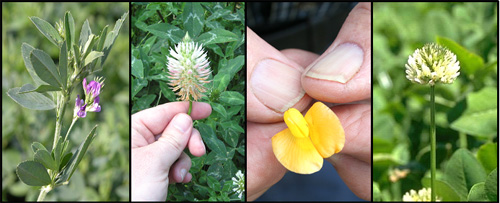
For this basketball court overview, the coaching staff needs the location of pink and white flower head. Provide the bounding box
[166,32,211,101]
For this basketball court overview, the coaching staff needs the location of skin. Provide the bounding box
[247,3,371,201]
[131,102,212,201]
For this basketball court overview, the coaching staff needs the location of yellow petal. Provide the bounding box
[284,108,309,138]
[272,128,323,174]
[305,102,345,158]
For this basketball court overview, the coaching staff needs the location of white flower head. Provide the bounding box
[403,188,441,201]
[405,43,460,86]
[232,170,245,199]
[167,32,211,101]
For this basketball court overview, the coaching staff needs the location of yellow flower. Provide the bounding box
[272,102,345,174]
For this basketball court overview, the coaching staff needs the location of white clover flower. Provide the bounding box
[403,188,441,201]
[232,170,245,199]
[167,32,211,101]
[405,43,460,86]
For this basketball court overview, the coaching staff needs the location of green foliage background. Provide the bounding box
[373,2,497,201]
[2,3,129,201]
[131,2,245,201]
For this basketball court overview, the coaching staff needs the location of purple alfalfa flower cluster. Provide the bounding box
[74,77,105,118]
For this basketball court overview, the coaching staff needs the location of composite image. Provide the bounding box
[1,2,498,202]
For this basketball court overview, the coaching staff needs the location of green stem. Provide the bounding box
[53,92,69,150]
[63,117,78,142]
[459,132,467,148]
[37,185,52,201]
[188,100,193,116]
[430,85,436,202]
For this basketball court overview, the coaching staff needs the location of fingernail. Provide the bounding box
[200,136,206,152]
[251,59,305,112]
[172,114,192,133]
[305,43,364,83]
[180,168,187,181]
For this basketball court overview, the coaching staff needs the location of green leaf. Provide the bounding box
[31,142,48,154]
[18,85,61,94]
[59,41,67,88]
[468,182,488,201]
[436,36,484,76]
[198,123,226,156]
[211,102,227,119]
[101,11,128,67]
[79,19,92,49]
[30,16,62,47]
[64,11,75,55]
[182,3,204,37]
[16,161,51,186]
[422,178,461,201]
[59,152,73,171]
[485,169,498,201]
[444,148,487,200]
[159,82,176,102]
[81,34,97,59]
[131,56,144,78]
[197,28,238,45]
[34,149,58,171]
[207,176,221,191]
[84,51,104,67]
[22,43,46,86]
[477,142,497,174]
[212,55,244,92]
[30,49,62,88]
[134,94,156,111]
[146,23,184,43]
[7,84,55,110]
[218,91,244,105]
[57,125,98,184]
[450,87,497,137]
[132,78,148,98]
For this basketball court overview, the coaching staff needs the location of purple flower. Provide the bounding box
[74,77,104,118]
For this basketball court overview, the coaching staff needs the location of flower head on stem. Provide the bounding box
[232,170,245,199]
[405,43,460,86]
[166,32,211,102]
[403,188,441,202]
[74,77,104,118]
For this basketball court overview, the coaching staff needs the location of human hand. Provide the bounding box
[131,102,211,201]
[247,2,371,201]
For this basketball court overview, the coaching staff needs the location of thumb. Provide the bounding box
[150,113,193,168]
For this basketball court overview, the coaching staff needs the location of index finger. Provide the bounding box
[132,102,212,143]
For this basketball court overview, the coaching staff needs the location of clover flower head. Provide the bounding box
[405,43,460,86]
[167,32,211,101]
[403,188,441,202]
[74,77,104,118]
[231,170,245,199]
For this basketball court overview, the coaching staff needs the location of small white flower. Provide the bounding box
[166,32,211,101]
[405,43,460,86]
[231,170,245,199]
[403,188,441,201]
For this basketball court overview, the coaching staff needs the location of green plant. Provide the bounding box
[131,2,245,201]
[373,2,497,202]
[4,5,127,201]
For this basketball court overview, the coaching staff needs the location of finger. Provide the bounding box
[247,121,288,200]
[151,113,193,168]
[281,48,320,68]
[132,102,211,147]
[331,103,371,164]
[302,2,371,103]
[168,152,192,183]
[247,27,312,123]
[327,153,371,200]
[188,129,206,157]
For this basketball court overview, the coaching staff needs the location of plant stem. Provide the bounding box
[37,185,52,201]
[63,117,78,142]
[188,100,193,116]
[430,85,436,202]
[459,132,467,148]
[53,92,69,149]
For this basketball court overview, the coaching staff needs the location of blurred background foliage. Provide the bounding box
[373,2,497,201]
[2,3,129,201]
[131,2,245,201]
